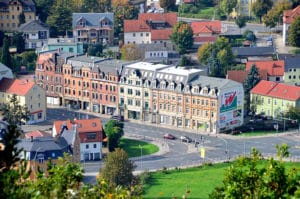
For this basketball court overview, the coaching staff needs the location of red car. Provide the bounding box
[163,133,176,140]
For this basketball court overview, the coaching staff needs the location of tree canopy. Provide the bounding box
[288,16,300,47]
[160,0,176,12]
[263,0,292,28]
[1,37,12,70]
[104,119,124,152]
[235,16,247,31]
[170,21,194,55]
[251,0,273,22]
[220,0,237,19]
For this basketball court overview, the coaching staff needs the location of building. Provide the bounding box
[119,62,244,133]
[250,80,300,118]
[0,0,36,32]
[0,78,46,124]
[124,13,177,45]
[42,38,84,54]
[246,60,284,82]
[281,55,300,85]
[232,46,275,63]
[283,5,300,46]
[0,63,13,80]
[72,13,114,45]
[18,20,49,49]
[52,118,103,161]
[226,69,267,84]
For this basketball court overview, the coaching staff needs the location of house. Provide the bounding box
[124,13,177,45]
[52,118,103,161]
[17,133,76,178]
[283,5,300,45]
[0,63,13,80]
[119,62,244,133]
[0,78,46,124]
[41,37,84,54]
[246,60,285,82]
[72,13,114,45]
[191,21,221,36]
[251,80,300,118]
[0,0,36,32]
[226,69,267,84]
[18,20,49,50]
[232,46,275,63]
[280,54,300,85]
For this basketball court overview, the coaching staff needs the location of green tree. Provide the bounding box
[18,12,25,26]
[235,15,247,33]
[11,32,25,53]
[35,0,53,22]
[46,0,72,37]
[284,106,300,121]
[120,43,141,60]
[104,120,124,152]
[87,43,103,57]
[209,146,300,199]
[160,0,176,12]
[243,64,261,114]
[288,16,300,47]
[197,42,213,65]
[276,143,290,161]
[170,21,194,55]
[1,37,12,70]
[291,0,300,8]
[251,0,273,23]
[99,148,136,188]
[220,0,237,19]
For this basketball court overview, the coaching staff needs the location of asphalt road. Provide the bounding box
[22,107,300,184]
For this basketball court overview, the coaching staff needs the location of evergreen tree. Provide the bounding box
[104,119,124,152]
[99,148,136,188]
[12,33,25,53]
[243,64,261,114]
[288,16,300,47]
[170,21,194,54]
[207,49,223,77]
[235,16,247,33]
[0,37,12,70]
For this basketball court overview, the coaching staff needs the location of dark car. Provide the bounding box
[180,136,193,143]
[163,133,176,140]
[111,115,124,122]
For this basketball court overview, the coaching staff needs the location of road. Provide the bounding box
[23,107,300,184]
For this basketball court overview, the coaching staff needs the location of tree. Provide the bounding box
[284,106,300,121]
[197,42,213,65]
[99,148,136,188]
[276,143,290,161]
[220,0,237,19]
[46,0,72,37]
[87,43,103,57]
[243,64,261,114]
[160,0,176,12]
[209,146,300,199]
[18,12,25,26]
[0,37,12,70]
[235,15,247,33]
[11,32,25,53]
[0,31,4,47]
[251,0,273,23]
[170,21,194,55]
[104,120,124,152]
[120,43,141,60]
[35,0,53,22]
[288,16,300,47]
[291,0,300,8]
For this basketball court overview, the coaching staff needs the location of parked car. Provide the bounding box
[111,115,124,122]
[180,136,193,143]
[163,133,176,140]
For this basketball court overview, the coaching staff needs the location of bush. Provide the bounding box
[140,171,151,185]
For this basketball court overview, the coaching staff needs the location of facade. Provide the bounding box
[283,56,300,85]
[72,13,114,45]
[43,38,84,54]
[53,118,103,161]
[119,62,244,133]
[124,13,177,45]
[0,78,46,124]
[283,5,300,46]
[250,80,300,118]
[246,60,284,82]
[18,20,49,49]
[0,0,36,32]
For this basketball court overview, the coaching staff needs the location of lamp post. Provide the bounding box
[139,145,143,171]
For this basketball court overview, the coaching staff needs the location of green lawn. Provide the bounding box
[237,130,279,137]
[119,138,159,158]
[143,161,300,199]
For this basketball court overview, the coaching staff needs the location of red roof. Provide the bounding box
[251,80,300,101]
[283,5,300,24]
[193,36,216,43]
[53,118,103,142]
[226,70,248,83]
[246,60,284,76]
[191,21,221,35]
[124,13,177,33]
[151,29,173,40]
[25,130,51,138]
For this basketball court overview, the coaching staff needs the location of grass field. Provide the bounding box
[143,161,300,199]
[119,138,159,158]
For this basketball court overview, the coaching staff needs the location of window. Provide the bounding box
[38,112,42,119]
[120,87,124,93]
[136,90,141,96]
[133,33,136,37]
[135,100,141,106]
[94,144,97,148]
[87,133,96,140]
[128,89,133,95]
[128,99,133,105]
[145,91,149,97]
[86,144,89,149]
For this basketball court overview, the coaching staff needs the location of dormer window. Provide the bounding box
[160,81,166,89]
[193,86,199,93]
[184,85,190,92]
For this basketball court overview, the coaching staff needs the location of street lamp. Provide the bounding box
[139,145,143,171]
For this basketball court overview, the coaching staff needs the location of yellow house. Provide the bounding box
[0,78,46,124]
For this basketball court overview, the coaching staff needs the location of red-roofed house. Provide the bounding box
[52,118,103,161]
[250,80,300,117]
[246,60,285,82]
[124,13,177,44]
[191,20,221,46]
[0,78,46,124]
[283,5,300,45]
[226,69,268,84]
